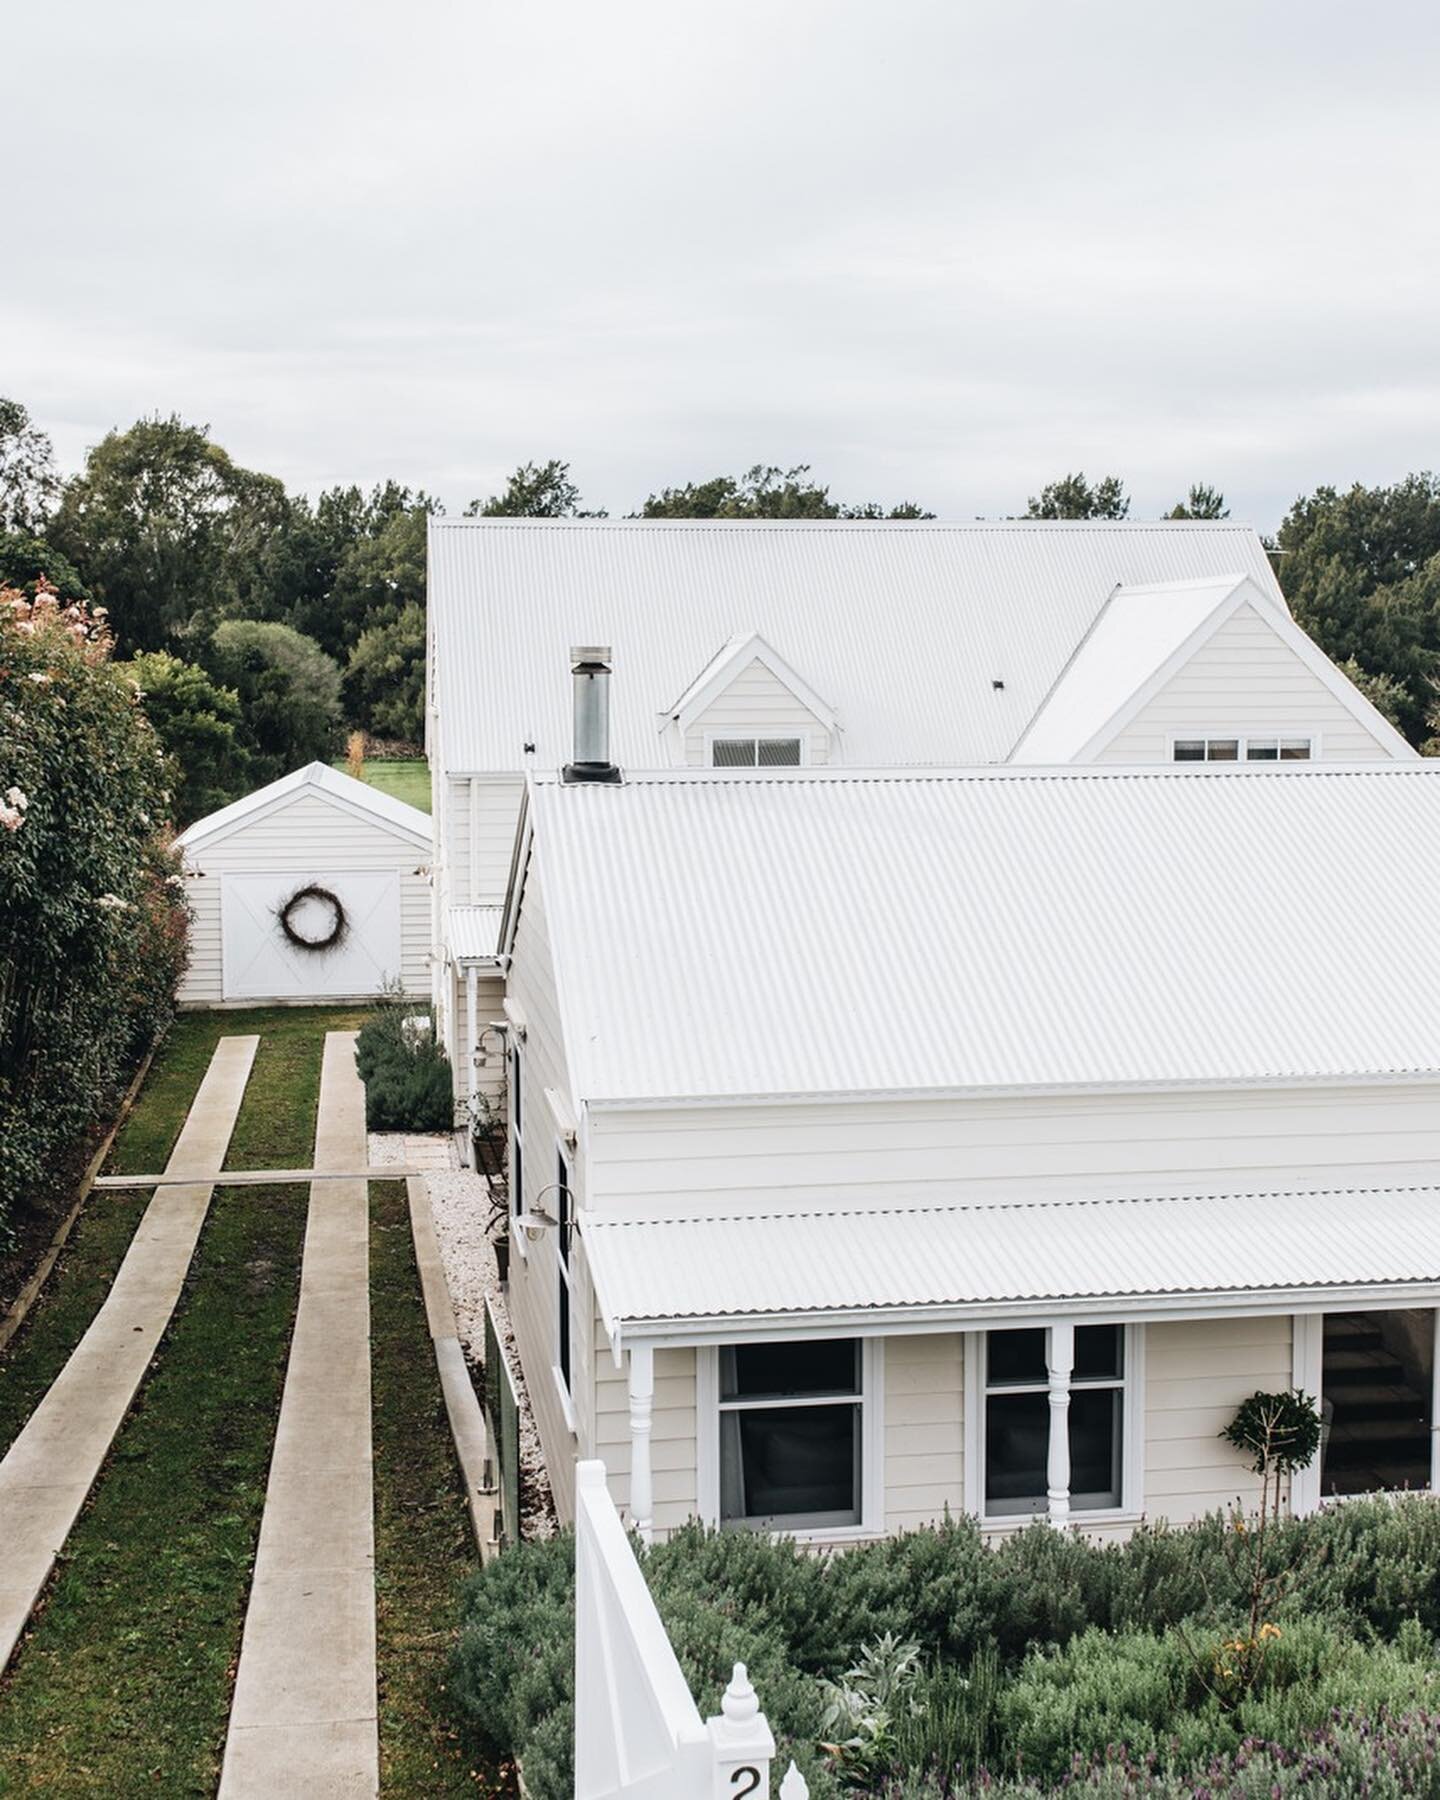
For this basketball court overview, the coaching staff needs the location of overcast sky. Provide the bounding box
[9,0,1439,530]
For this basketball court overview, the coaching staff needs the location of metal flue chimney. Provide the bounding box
[562,645,622,784]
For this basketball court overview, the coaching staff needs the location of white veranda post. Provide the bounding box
[464,966,479,1147]
[628,1345,655,1544]
[1046,1322,1074,1527]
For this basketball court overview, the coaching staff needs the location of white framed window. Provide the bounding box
[709,735,805,768]
[554,1144,574,1401]
[698,1338,883,1536]
[965,1324,1143,1522]
[1171,734,1314,763]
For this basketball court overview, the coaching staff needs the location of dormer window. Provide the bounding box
[1173,735,1312,763]
[711,736,803,768]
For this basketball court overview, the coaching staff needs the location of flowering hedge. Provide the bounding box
[0,582,189,1246]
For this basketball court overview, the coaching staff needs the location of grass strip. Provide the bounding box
[370,1178,513,1797]
[0,1179,306,1796]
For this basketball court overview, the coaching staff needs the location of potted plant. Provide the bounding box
[469,1090,512,1285]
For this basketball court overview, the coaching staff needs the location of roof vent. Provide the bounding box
[562,645,622,785]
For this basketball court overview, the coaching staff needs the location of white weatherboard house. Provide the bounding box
[500,764,1440,1542]
[176,762,432,1007]
[425,519,1412,1124]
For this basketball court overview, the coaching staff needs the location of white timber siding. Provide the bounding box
[441,965,506,1107]
[1099,604,1396,762]
[1144,1315,1291,1521]
[585,1085,1440,1216]
[445,775,525,905]
[177,789,429,1005]
[503,850,588,1521]
[594,1335,699,1534]
[683,659,832,765]
[885,1332,965,1533]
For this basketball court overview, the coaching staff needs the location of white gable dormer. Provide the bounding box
[660,631,841,767]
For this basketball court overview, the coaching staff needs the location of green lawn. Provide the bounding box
[335,757,431,813]
[0,1005,502,1795]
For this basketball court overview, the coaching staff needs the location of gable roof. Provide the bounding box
[516,763,1440,1106]
[175,762,432,855]
[1012,574,1414,763]
[430,518,1286,771]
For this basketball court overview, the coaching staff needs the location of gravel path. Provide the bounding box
[369,1134,556,1537]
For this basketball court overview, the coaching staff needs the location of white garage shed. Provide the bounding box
[174,762,433,1007]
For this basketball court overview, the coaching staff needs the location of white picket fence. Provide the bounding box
[574,1460,810,1800]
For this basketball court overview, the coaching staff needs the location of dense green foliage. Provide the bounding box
[451,1498,1440,1799]
[345,602,426,742]
[208,618,344,779]
[118,649,249,823]
[1025,472,1130,519]
[354,994,455,1132]
[639,461,934,520]
[0,584,188,1246]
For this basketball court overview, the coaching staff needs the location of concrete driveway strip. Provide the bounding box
[0,1033,259,1675]
[220,1031,378,1799]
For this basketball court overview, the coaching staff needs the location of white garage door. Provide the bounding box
[221,870,404,1001]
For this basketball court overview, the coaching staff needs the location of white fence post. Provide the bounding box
[574,1460,784,1799]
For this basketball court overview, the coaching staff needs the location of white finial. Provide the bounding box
[721,1662,759,1722]
[779,1761,811,1800]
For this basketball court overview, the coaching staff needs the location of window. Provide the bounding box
[507,1040,524,1221]
[982,1326,1128,1517]
[555,1148,572,1395]
[1173,736,1312,763]
[711,737,803,768]
[716,1339,865,1531]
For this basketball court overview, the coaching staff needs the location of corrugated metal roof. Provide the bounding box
[1011,574,1252,763]
[449,905,502,962]
[175,761,431,854]
[430,519,1285,771]
[583,1184,1440,1336]
[526,763,1440,1103]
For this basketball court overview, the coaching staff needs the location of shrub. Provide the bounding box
[0,583,188,1246]
[353,990,454,1132]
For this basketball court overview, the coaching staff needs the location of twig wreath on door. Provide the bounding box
[276,883,349,953]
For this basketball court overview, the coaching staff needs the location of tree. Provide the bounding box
[1275,474,1440,745]
[1025,473,1130,520]
[208,620,343,781]
[121,650,250,823]
[282,481,432,659]
[0,398,62,532]
[0,530,89,602]
[468,459,596,518]
[345,603,426,744]
[1166,483,1230,520]
[316,499,433,660]
[638,463,932,519]
[47,415,291,654]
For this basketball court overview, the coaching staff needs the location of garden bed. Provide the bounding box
[450,1494,1440,1800]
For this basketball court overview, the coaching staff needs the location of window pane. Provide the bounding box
[1173,740,1205,762]
[1280,740,1312,761]
[712,739,756,767]
[721,1339,860,1402]
[1074,1324,1123,1383]
[987,1328,1047,1387]
[1246,740,1279,761]
[1069,1386,1122,1508]
[985,1390,1049,1513]
[720,1403,860,1525]
[757,738,802,767]
[1206,740,1239,761]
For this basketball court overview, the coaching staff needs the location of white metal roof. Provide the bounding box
[521,763,1440,1105]
[583,1183,1440,1341]
[430,519,1286,771]
[175,762,432,855]
[448,904,503,963]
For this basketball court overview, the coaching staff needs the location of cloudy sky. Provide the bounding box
[10,0,1439,528]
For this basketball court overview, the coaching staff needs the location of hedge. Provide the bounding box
[0,584,188,1246]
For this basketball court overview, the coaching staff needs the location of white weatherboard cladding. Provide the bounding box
[581,1184,1440,1336]
[684,657,832,766]
[527,764,1440,1104]
[220,870,402,1000]
[430,519,1285,771]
